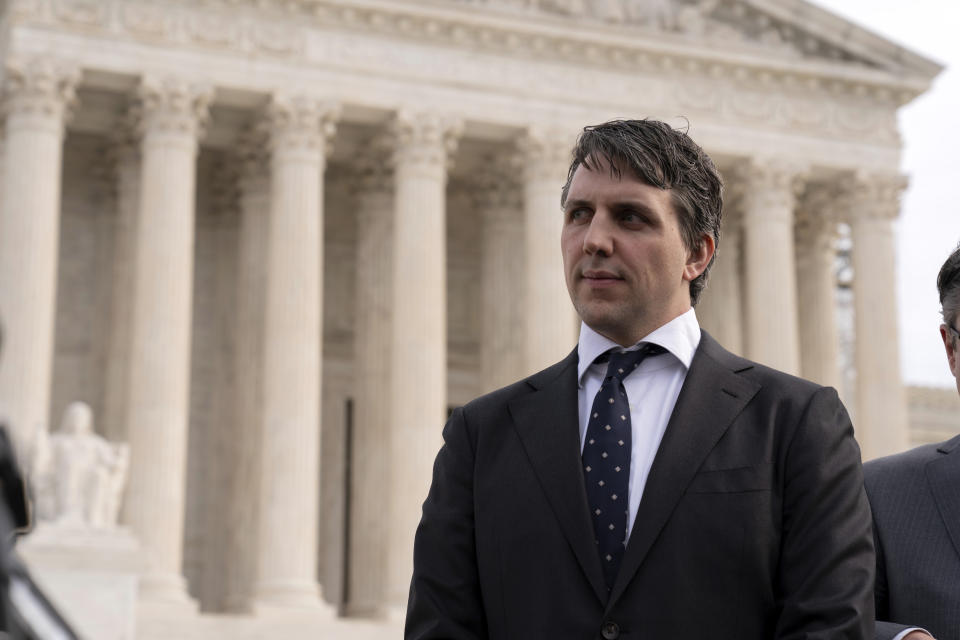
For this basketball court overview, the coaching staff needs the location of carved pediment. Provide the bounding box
[441,0,930,75]
[9,0,939,96]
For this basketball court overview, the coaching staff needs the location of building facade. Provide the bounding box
[0,0,943,636]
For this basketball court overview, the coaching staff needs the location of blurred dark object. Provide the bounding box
[0,422,79,640]
[0,428,29,534]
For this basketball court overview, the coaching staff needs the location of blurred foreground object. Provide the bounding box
[0,424,79,639]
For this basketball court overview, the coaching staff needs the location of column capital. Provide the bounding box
[236,126,270,184]
[470,155,522,212]
[2,57,79,124]
[732,157,808,221]
[265,93,340,157]
[353,133,394,195]
[516,126,573,183]
[209,156,241,219]
[795,183,840,248]
[391,110,462,171]
[843,171,908,223]
[134,75,212,140]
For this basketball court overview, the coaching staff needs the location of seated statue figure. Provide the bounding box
[34,402,129,529]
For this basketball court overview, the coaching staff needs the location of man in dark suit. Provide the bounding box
[865,243,960,640]
[406,119,874,639]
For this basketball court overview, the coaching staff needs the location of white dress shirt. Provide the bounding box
[576,308,700,541]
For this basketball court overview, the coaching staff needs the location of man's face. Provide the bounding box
[560,157,713,346]
[940,317,960,397]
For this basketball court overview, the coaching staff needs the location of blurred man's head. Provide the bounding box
[937,243,960,396]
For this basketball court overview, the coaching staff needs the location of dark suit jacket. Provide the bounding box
[407,332,874,639]
[865,434,960,640]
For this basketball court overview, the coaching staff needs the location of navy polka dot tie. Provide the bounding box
[582,343,665,590]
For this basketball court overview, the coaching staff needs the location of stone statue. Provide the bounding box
[32,402,129,529]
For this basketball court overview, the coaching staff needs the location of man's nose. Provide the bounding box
[583,212,615,256]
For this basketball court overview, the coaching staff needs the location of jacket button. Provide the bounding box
[601,621,620,639]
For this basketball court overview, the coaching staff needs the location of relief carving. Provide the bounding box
[251,22,305,56]
[53,0,105,26]
[184,10,243,49]
[121,2,175,37]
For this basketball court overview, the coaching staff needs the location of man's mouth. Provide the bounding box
[581,269,623,285]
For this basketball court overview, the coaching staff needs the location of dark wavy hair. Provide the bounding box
[560,119,723,306]
[938,242,960,334]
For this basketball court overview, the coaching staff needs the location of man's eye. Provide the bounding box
[568,208,591,222]
[621,211,644,224]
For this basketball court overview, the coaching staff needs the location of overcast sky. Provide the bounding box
[808,0,960,388]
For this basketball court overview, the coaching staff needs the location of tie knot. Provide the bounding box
[601,344,666,383]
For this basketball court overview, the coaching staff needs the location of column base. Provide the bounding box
[252,579,335,617]
[138,571,198,612]
[343,601,389,619]
[385,603,408,624]
[222,591,254,614]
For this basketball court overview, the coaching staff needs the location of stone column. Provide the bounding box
[386,111,461,612]
[739,160,804,375]
[222,139,268,614]
[519,128,577,372]
[696,205,743,354]
[795,186,841,389]
[122,76,210,605]
[847,173,909,459]
[475,158,525,392]
[100,134,139,444]
[0,58,78,454]
[253,95,339,611]
[346,137,393,617]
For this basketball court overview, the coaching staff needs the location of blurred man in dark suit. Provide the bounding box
[865,242,960,640]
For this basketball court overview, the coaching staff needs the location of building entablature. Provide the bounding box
[0,0,941,173]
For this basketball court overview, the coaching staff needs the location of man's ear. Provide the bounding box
[941,324,958,377]
[683,234,716,283]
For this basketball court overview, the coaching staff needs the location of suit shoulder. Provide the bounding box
[457,352,576,419]
[864,439,950,488]
[742,360,822,398]
[459,377,530,415]
[698,332,822,400]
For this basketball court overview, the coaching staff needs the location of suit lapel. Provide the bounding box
[608,333,760,607]
[508,350,609,604]
[925,435,960,563]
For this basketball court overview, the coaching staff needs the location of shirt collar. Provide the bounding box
[576,308,701,387]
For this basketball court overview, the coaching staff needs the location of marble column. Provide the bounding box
[0,58,78,455]
[739,160,804,375]
[123,76,210,604]
[696,205,743,354]
[847,173,909,459]
[100,135,139,444]
[475,159,525,392]
[795,186,841,389]
[386,111,461,612]
[346,137,394,617]
[221,140,268,614]
[519,128,577,373]
[253,95,339,610]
